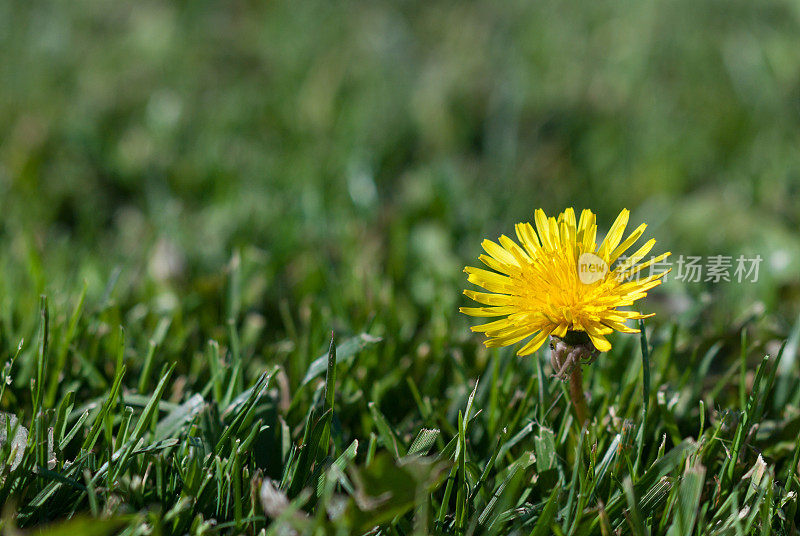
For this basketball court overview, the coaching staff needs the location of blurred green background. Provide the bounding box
[2,0,800,357]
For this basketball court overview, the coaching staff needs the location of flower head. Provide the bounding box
[460,208,669,355]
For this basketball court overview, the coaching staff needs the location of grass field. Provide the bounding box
[2,1,800,534]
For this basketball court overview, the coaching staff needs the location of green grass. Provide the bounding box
[0,269,799,534]
[2,0,800,533]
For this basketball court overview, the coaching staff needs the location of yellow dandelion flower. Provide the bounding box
[460,208,670,355]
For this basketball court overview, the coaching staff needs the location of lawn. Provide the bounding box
[1,1,800,534]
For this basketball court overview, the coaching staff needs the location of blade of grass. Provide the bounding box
[633,319,650,478]
[45,283,86,407]
[319,333,336,457]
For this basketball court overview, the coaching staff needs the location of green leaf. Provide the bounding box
[407,428,440,457]
[0,412,28,471]
[368,402,405,459]
[666,462,705,536]
[529,483,561,536]
[301,333,381,386]
[347,454,446,533]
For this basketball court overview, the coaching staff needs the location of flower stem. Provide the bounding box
[568,364,588,427]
